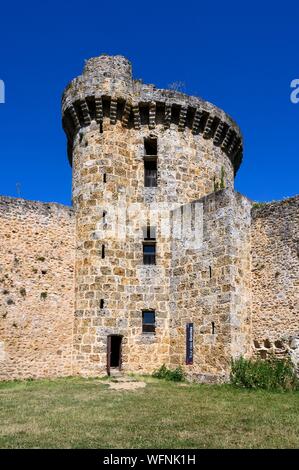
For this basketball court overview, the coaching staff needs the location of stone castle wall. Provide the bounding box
[251,197,299,369]
[71,121,235,376]
[0,198,75,380]
[170,189,252,382]
[0,54,298,382]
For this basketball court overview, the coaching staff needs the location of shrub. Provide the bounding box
[152,364,185,382]
[252,202,268,209]
[220,166,226,189]
[230,356,299,391]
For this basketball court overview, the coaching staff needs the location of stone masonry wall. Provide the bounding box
[251,197,299,371]
[71,117,236,377]
[170,189,252,382]
[0,197,75,380]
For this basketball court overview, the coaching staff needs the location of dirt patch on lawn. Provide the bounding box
[108,381,147,391]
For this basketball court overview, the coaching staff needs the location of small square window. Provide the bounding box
[143,242,156,265]
[143,226,156,264]
[142,310,155,334]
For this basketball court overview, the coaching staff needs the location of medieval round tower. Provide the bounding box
[62,54,246,379]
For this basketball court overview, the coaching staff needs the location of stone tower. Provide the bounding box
[62,54,251,381]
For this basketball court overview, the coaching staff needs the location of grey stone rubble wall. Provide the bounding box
[251,196,299,373]
[0,196,74,218]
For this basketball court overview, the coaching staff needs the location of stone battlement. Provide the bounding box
[62,54,243,172]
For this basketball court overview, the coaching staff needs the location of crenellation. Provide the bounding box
[80,99,92,126]
[221,127,234,152]
[132,102,141,130]
[178,106,187,132]
[110,98,118,125]
[213,120,226,146]
[94,96,104,124]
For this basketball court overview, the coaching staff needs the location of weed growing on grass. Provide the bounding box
[152,364,185,382]
[230,356,299,391]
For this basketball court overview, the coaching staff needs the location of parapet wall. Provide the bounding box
[62,54,243,173]
[251,196,299,370]
[0,197,75,380]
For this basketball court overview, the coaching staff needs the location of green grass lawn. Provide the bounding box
[0,376,299,449]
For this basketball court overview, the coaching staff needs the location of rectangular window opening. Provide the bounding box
[144,158,157,187]
[101,244,105,259]
[144,137,157,155]
[142,310,156,334]
[143,243,156,265]
[100,299,104,309]
[143,226,156,265]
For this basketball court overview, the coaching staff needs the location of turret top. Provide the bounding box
[62,54,243,173]
[83,54,132,81]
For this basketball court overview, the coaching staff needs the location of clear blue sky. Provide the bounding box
[0,1,298,206]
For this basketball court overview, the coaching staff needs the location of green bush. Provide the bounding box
[230,356,299,391]
[153,364,185,382]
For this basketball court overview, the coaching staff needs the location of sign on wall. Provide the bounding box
[186,323,194,365]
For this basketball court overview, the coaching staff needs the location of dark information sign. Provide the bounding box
[186,322,194,365]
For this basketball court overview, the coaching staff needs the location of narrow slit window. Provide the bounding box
[143,225,156,240]
[142,310,156,334]
[100,299,104,309]
[209,266,212,278]
[103,173,106,183]
[212,322,215,335]
[144,137,157,155]
[144,158,157,187]
[101,244,105,259]
[103,211,107,227]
